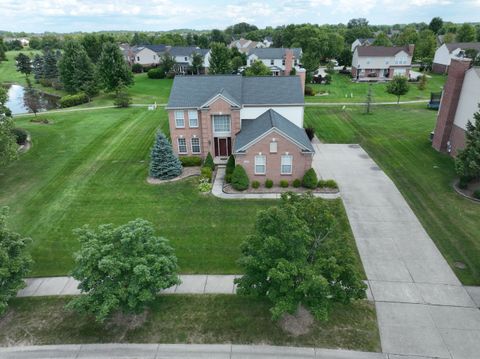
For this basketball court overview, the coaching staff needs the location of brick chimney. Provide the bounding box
[408,44,415,57]
[432,59,471,153]
[297,68,306,94]
[284,49,294,75]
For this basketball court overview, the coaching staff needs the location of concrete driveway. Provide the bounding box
[313,144,480,359]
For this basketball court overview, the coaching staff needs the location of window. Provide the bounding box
[153,55,156,60]
[281,155,292,175]
[270,59,274,65]
[294,59,298,66]
[282,59,285,66]
[213,115,231,133]
[270,141,277,153]
[175,111,185,128]
[184,56,188,61]
[255,155,266,175]
[178,138,187,154]
[191,137,201,153]
[137,56,140,61]
[188,110,198,127]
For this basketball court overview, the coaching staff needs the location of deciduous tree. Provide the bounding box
[245,60,271,76]
[386,75,410,104]
[208,42,232,74]
[15,53,31,79]
[457,23,476,42]
[97,42,134,92]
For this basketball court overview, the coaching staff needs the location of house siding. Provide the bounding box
[234,130,313,184]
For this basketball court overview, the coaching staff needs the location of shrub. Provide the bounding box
[304,86,315,96]
[474,189,480,199]
[132,63,143,73]
[302,168,318,189]
[198,177,212,192]
[225,155,236,183]
[317,179,326,188]
[305,127,315,141]
[324,74,332,84]
[59,92,89,108]
[180,156,202,167]
[51,80,64,90]
[147,68,165,79]
[201,166,212,182]
[165,71,176,79]
[280,180,289,188]
[12,128,28,145]
[265,179,273,188]
[204,152,215,171]
[293,179,301,188]
[458,177,469,190]
[325,179,338,189]
[252,180,260,189]
[113,87,132,108]
[231,165,249,191]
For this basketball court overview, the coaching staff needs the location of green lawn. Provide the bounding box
[305,105,480,285]
[1,107,360,277]
[0,296,380,351]
[306,73,446,103]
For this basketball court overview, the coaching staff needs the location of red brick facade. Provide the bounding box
[234,130,313,184]
[432,62,448,75]
[432,59,471,154]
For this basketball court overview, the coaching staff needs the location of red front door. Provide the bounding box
[214,137,232,157]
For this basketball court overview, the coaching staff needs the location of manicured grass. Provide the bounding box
[306,73,446,103]
[305,105,480,285]
[0,296,380,351]
[1,107,360,277]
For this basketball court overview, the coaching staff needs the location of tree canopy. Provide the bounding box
[455,105,480,181]
[208,42,232,74]
[386,75,410,104]
[245,60,271,76]
[96,42,133,92]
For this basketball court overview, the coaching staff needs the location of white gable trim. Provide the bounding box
[235,127,313,153]
[200,93,241,109]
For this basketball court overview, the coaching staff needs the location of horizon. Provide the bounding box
[1,0,479,33]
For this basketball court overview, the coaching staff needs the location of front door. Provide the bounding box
[214,137,232,157]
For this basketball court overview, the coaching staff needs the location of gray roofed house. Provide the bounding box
[166,75,304,109]
[445,42,480,52]
[248,47,302,59]
[234,109,314,153]
[356,45,414,57]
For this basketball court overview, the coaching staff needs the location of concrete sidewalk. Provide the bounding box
[313,144,480,359]
[0,344,386,359]
[211,167,340,200]
[17,275,239,297]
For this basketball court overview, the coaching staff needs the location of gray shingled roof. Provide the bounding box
[446,42,480,52]
[357,45,414,57]
[168,46,209,57]
[166,75,304,109]
[234,109,314,153]
[248,48,302,59]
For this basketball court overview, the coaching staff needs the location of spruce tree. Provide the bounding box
[0,38,6,62]
[455,105,480,181]
[32,54,44,82]
[43,50,58,81]
[149,132,182,180]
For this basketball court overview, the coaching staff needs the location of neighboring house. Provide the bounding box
[166,75,313,182]
[432,59,480,156]
[120,44,167,66]
[167,46,210,74]
[351,38,375,52]
[432,42,480,74]
[262,37,273,48]
[351,45,415,81]
[229,38,259,54]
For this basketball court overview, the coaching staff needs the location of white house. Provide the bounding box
[351,45,415,81]
[167,46,210,74]
[229,38,259,54]
[432,42,480,74]
[351,38,375,52]
[246,48,302,76]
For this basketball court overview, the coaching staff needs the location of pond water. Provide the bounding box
[4,84,60,115]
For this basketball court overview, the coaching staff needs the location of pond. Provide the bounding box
[4,84,60,115]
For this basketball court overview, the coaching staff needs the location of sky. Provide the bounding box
[1,0,479,33]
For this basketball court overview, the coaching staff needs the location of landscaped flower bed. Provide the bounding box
[223,179,339,195]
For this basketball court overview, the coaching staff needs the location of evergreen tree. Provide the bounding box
[455,105,480,181]
[204,152,215,171]
[429,17,444,34]
[418,74,427,91]
[0,87,17,166]
[225,155,236,183]
[32,54,44,82]
[58,40,82,93]
[209,42,232,74]
[0,38,6,62]
[149,132,182,179]
[113,82,132,108]
[15,53,31,79]
[0,207,33,315]
[43,50,58,81]
[97,42,134,92]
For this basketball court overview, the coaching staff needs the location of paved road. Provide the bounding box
[0,344,386,359]
[313,144,480,359]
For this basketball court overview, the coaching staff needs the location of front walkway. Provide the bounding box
[18,275,238,297]
[313,144,480,359]
[0,344,386,359]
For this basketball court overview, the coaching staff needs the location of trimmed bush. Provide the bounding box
[132,63,143,73]
[180,156,202,167]
[147,68,165,79]
[265,179,273,188]
[201,166,212,182]
[305,127,315,141]
[280,180,289,188]
[59,93,89,108]
[12,128,28,145]
[304,86,315,96]
[252,180,260,189]
[302,168,318,189]
[204,152,215,171]
[231,165,249,191]
[293,179,301,188]
[324,179,338,189]
[474,189,480,199]
[225,155,235,183]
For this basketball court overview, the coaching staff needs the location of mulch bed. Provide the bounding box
[147,167,201,185]
[223,183,339,195]
[453,178,480,203]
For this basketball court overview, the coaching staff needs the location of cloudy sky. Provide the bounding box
[1,0,479,33]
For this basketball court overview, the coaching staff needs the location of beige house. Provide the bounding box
[166,75,314,182]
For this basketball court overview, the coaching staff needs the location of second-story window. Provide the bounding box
[213,115,231,134]
[188,110,198,128]
[270,59,274,65]
[175,111,185,128]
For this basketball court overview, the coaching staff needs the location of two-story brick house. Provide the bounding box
[166,75,314,182]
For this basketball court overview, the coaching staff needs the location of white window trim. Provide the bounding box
[175,111,185,128]
[188,110,198,128]
[191,137,201,154]
[281,155,293,175]
[177,138,187,154]
[254,155,266,175]
[212,115,231,135]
